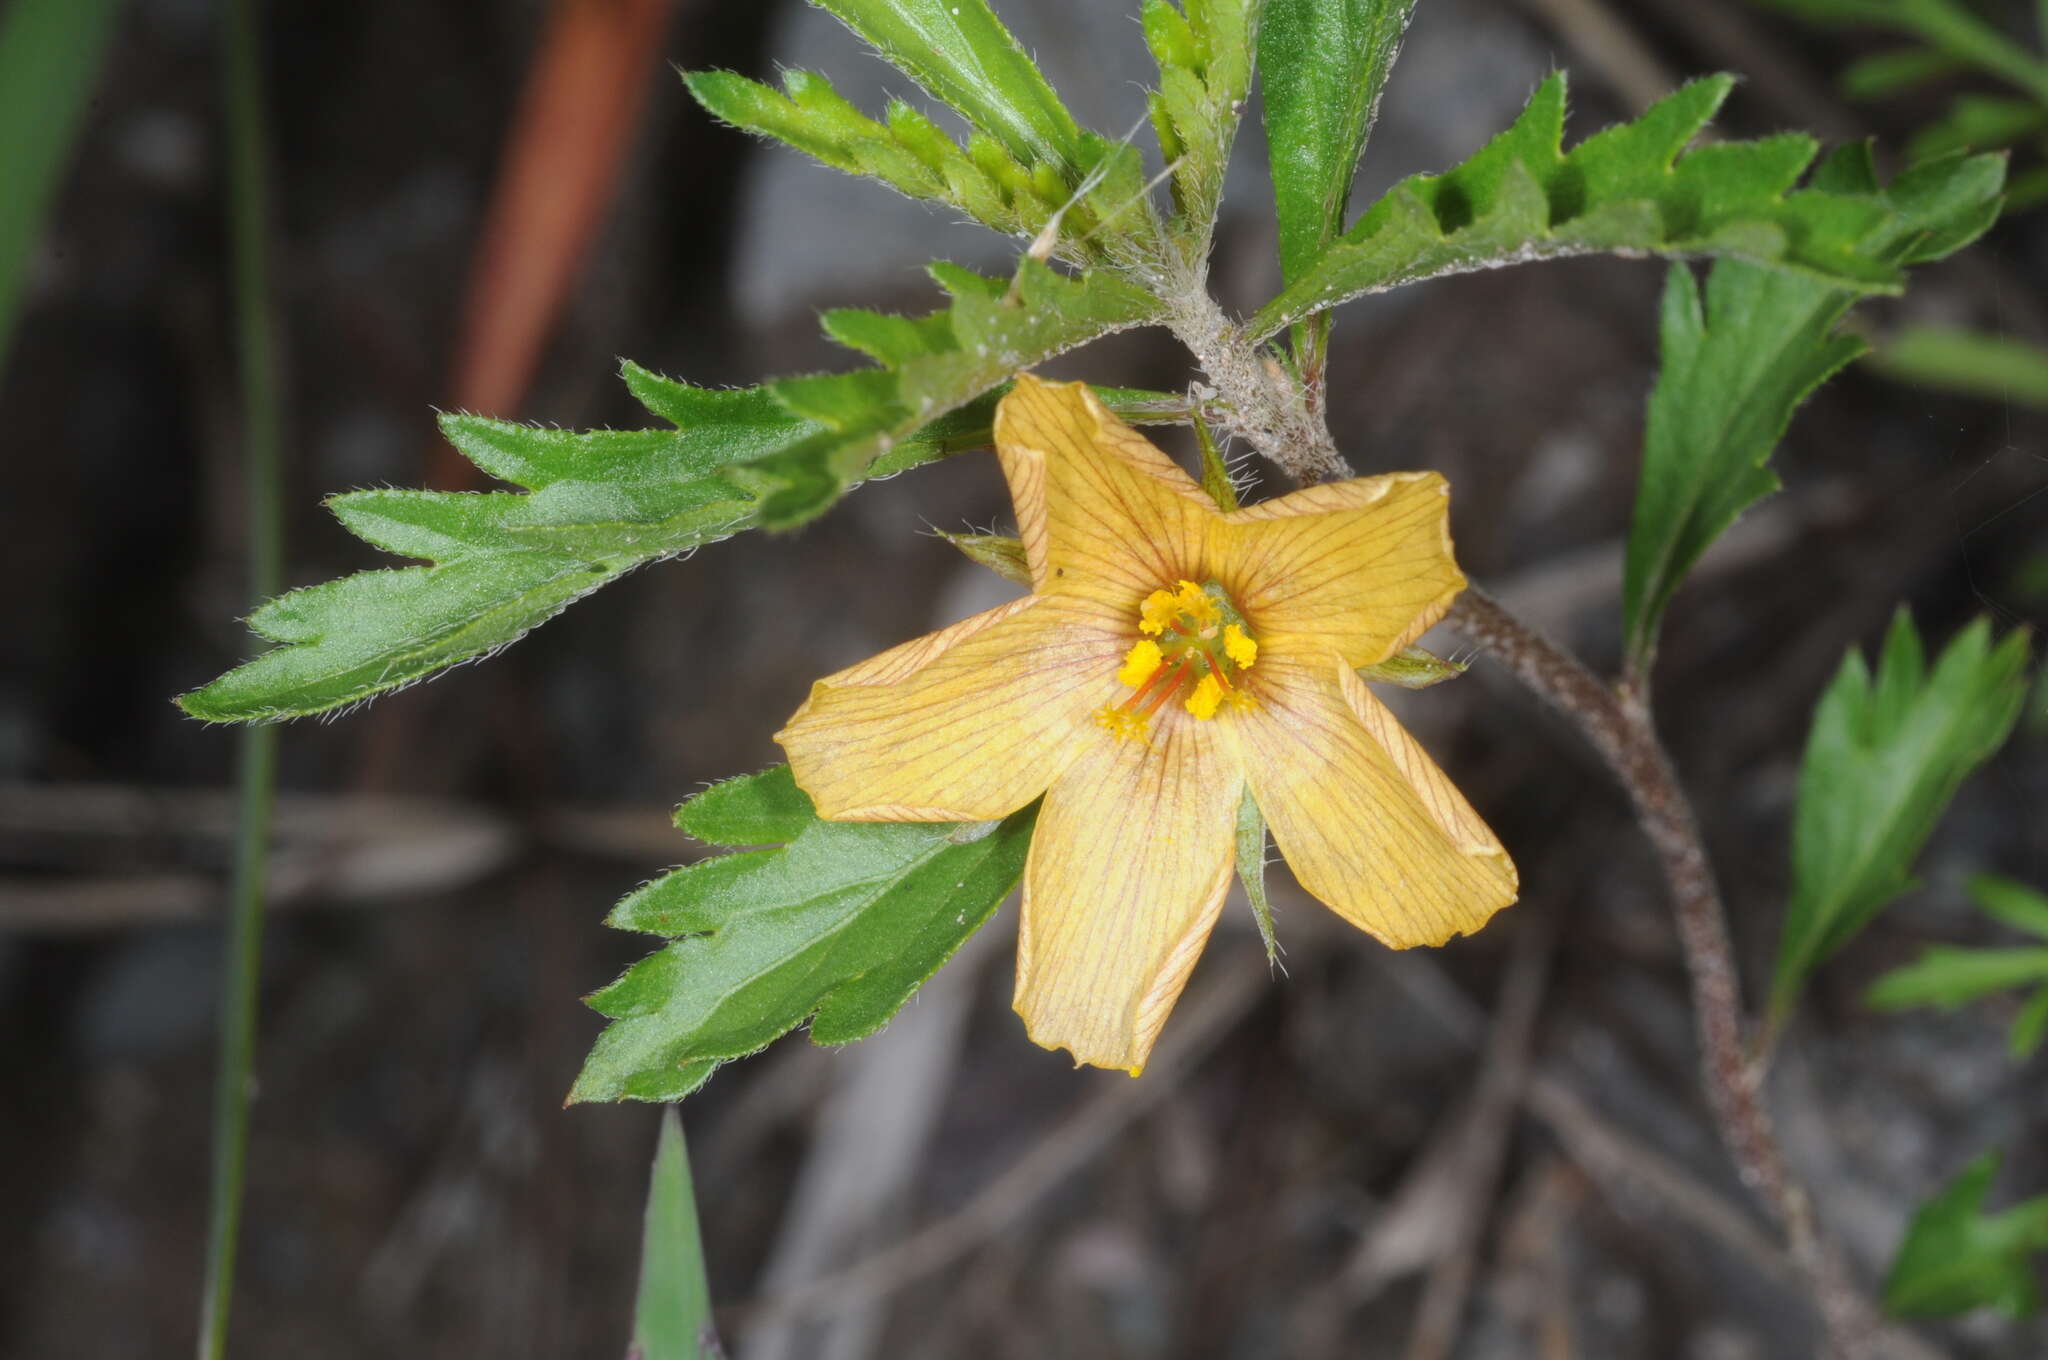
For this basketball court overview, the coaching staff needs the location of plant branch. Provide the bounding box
[1446,586,1878,1357]
[1162,274,1346,484]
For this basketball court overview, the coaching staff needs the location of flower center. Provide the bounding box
[1094,579,1258,743]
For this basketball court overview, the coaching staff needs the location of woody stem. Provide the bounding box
[1445,587,1879,1359]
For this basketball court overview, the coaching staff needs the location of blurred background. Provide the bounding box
[2,0,2045,1355]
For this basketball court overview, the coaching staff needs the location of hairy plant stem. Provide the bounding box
[1162,280,1346,484]
[1447,587,1878,1357]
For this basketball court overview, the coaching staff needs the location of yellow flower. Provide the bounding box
[775,376,1517,1073]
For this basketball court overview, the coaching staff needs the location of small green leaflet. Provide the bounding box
[1621,263,1865,667]
[1865,875,2048,1058]
[683,70,1150,263]
[1142,0,1258,240]
[1767,614,2032,1028]
[1257,0,1418,283]
[1249,73,2006,341]
[630,1110,720,1360]
[744,260,1163,526]
[178,261,1173,723]
[1885,1150,2048,1318]
[569,766,1034,1103]
[1622,143,2005,669]
[809,0,1085,174]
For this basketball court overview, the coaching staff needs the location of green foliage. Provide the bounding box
[1756,0,2048,106]
[1622,262,1864,668]
[1258,0,1418,283]
[739,260,1163,526]
[1249,73,2006,341]
[1867,876,2048,1058]
[179,299,1173,723]
[570,766,1035,1103]
[0,0,122,377]
[810,0,1085,173]
[683,69,1148,260]
[1623,143,2005,668]
[631,1110,719,1360]
[1768,614,2033,1027]
[1885,1150,2048,1318]
[1872,325,2048,409]
[1143,0,1259,239]
[1235,787,1279,967]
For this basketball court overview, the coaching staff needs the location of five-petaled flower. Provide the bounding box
[776,376,1517,1073]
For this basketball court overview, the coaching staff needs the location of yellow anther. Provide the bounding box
[1094,706,1149,744]
[1175,580,1220,629]
[1223,624,1257,669]
[1184,673,1224,720]
[1223,688,1258,713]
[1116,639,1164,688]
[1139,589,1178,636]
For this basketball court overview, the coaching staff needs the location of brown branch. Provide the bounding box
[1446,586,1878,1357]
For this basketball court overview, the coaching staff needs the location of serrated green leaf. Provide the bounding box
[1621,261,1866,667]
[1145,0,1259,238]
[1259,0,1418,285]
[685,67,1068,246]
[1885,1150,2048,1318]
[675,765,817,847]
[1768,614,2033,1026]
[570,777,1035,1103]
[1972,874,2048,941]
[630,1110,719,1359]
[1622,142,2005,669]
[1236,785,1279,967]
[1871,325,2048,409]
[179,344,1175,722]
[1865,945,2048,1009]
[810,0,1084,174]
[1249,73,2008,340]
[740,258,1163,527]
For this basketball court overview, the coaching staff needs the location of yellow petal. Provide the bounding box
[995,375,1221,608]
[1224,473,1466,668]
[1014,713,1242,1073]
[776,594,1125,821]
[1239,639,1517,947]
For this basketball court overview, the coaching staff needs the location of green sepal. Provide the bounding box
[1193,407,1239,511]
[1357,645,1467,690]
[1236,785,1279,967]
[936,531,1032,586]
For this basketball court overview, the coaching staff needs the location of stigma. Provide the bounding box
[1094,580,1258,743]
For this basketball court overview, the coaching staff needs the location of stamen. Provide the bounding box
[1224,624,1257,669]
[1116,639,1164,688]
[1184,673,1223,720]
